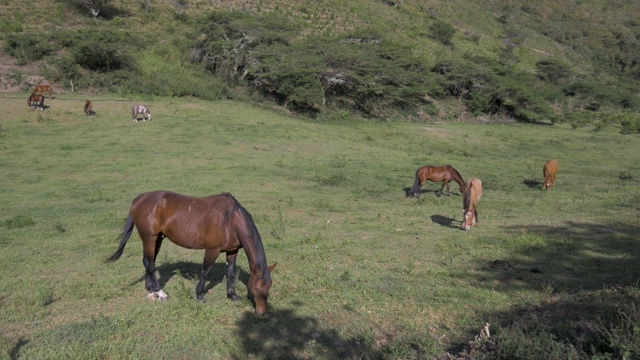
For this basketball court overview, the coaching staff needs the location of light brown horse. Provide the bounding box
[108,191,276,315]
[409,165,465,198]
[27,93,45,111]
[543,159,558,190]
[462,177,482,230]
[32,84,53,98]
[84,99,94,117]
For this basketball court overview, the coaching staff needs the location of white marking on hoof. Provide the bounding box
[156,290,168,300]
[146,290,169,301]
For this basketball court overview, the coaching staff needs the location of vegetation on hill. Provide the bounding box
[1,0,639,130]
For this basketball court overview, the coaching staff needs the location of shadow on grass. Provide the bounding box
[522,178,543,190]
[450,220,640,358]
[486,221,640,291]
[153,261,227,297]
[430,214,460,229]
[403,187,460,198]
[233,307,386,359]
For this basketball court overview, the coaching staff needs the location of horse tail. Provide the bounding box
[409,168,421,197]
[108,210,135,262]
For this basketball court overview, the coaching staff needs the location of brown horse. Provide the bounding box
[32,84,53,98]
[27,93,45,111]
[409,165,465,198]
[462,177,482,230]
[84,99,94,117]
[108,191,276,315]
[543,159,558,190]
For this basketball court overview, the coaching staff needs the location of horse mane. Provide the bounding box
[451,166,465,186]
[463,185,471,210]
[409,168,422,196]
[463,181,474,210]
[224,193,271,282]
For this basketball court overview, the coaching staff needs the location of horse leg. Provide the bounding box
[225,250,241,301]
[444,181,451,196]
[196,248,220,301]
[142,234,167,300]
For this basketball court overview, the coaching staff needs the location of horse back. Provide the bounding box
[463,178,482,210]
[131,191,241,250]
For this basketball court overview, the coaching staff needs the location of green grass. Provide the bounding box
[0,94,639,358]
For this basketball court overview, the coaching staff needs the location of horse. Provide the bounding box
[543,159,558,190]
[409,165,465,198]
[32,84,53,98]
[108,191,276,315]
[84,99,94,117]
[462,177,482,230]
[132,105,152,122]
[27,93,45,111]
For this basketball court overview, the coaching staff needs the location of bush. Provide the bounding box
[429,20,457,46]
[3,33,54,64]
[536,59,572,85]
[191,12,433,116]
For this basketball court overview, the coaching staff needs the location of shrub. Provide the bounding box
[429,20,457,46]
[536,59,572,85]
[3,33,54,64]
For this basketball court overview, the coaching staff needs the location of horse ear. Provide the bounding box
[268,263,277,273]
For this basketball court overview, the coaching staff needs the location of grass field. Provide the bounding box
[0,93,639,359]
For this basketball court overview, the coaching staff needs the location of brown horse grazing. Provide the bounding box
[27,93,45,111]
[108,191,276,315]
[32,84,53,98]
[84,99,94,117]
[462,177,482,230]
[409,165,465,198]
[543,159,558,190]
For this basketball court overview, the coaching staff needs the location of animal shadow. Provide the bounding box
[32,104,50,111]
[430,214,459,228]
[522,179,542,189]
[154,261,227,296]
[403,187,452,197]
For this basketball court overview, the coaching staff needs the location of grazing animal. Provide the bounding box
[543,159,558,190]
[108,191,276,315]
[131,105,152,122]
[84,99,94,117]
[27,93,45,111]
[462,177,482,230]
[32,84,53,98]
[409,165,465,198]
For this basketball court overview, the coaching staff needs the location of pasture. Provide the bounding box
[0,94,638,359]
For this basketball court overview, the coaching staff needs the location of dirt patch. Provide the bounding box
[0,55,56,93]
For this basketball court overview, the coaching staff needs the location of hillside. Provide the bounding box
[1,0,640,126]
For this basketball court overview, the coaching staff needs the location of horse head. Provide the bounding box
[248,263,276,315]
[463,209,475,230]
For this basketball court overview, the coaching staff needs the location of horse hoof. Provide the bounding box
[227,293,241,301]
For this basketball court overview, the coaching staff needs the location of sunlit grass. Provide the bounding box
[0,95,638,358]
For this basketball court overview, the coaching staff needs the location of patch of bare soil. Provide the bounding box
[0,55,56,93]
